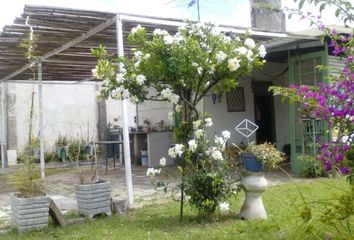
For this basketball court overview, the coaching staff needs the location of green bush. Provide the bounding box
[185,171,232,216]
[55,134,69,146]
[67,138,90,162]
[299,155,327,178]
[44,151,60,163]
[8,152,43,198]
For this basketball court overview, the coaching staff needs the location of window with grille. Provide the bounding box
[226,87,245,112]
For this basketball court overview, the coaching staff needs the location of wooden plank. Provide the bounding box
[48,198,67,227]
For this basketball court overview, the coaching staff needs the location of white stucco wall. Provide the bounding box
[137,100,173,127]
[204,62,290,151]
[136,97,203,130]
[106,98,136,129]
[10,81,100,152]
[204,78,256,145]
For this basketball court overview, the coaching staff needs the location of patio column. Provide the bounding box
[0,81,7,169]
[38,62,45,179]
[116,14,134,206]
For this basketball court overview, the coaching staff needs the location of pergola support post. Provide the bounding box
[0,81,7,169]
[116,14,134,206]
[38,62,45,179]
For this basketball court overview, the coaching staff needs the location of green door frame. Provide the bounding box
[288,49,329,174]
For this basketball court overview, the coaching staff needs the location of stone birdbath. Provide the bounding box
[235,119,268,220]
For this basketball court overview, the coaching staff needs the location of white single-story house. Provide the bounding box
[0,3,348,174]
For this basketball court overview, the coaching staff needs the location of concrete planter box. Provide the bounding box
[75,181,112,218]
[10,193,49,233]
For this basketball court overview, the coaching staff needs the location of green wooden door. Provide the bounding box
[289,50,329,174]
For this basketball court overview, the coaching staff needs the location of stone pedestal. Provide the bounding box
[239,170,268,220]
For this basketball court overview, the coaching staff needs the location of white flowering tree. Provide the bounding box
[92,21,265,219]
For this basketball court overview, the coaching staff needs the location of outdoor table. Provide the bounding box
[92,141,124,174]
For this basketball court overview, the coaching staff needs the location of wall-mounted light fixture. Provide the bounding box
[212,93,222,104]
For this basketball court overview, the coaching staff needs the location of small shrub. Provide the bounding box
[55,134,69,146]
[299,155,327,178]
[67,138,90,163]
[8,154,43,198]
[44,151,60,163]
[185,171,233,216]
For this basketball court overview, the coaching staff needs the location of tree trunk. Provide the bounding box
[179,91,197,222]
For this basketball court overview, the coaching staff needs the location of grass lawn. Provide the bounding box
[0,177,352,240]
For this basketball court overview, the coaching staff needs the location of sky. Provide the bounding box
[0,0,347,33]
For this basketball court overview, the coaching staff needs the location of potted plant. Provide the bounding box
[233,142,284,220]
[75,165,112,219]
[8,154,49,233]
[233,142,284,172]
[247,142,284,171]
[143,119,151,133]
[55,134,69,161]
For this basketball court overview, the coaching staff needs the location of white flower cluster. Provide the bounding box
[146,168,161,177]
[168,144,184,158]
[136,74,146,85]
[175,104,182,113]
[161,88,180,104]
[193,118,213,130]
[258,45,267,58]
[166,117,232,164]
[131,24,144,34]
[111,87,130,100]
[153,29,169,36]
[193,120,201,129]
[91,66,99,79]
[133,51,151,61]
[188,139,197,152]
[227,58,240,71]
[159,157,166,167]
[168,111,174,121]
[222,130,231,139]
[164,35,174,45]
[211,147,223,161]
[184,22,220,39]
[213,130,230,152]
[216,51,227,63]
[153,28,185,45]
[214,136,225,150]
[244,38,256,49]
[194,129,204,139]
[205,117,213,127]
[116,73,125,83]
[219,201,230,212]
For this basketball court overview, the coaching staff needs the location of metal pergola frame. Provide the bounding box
[0,5,320,206]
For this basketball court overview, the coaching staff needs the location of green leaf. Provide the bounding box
[299,0,306,9]
[335,8,341,17]
[319,3,326,12]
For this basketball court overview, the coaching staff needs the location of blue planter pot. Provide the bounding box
[56,146,68,161]
[242,153,263,172]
